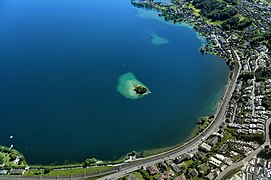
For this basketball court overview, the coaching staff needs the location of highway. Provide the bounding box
[216,118,271,180]
[97,49,241,180]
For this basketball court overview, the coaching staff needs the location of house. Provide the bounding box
[9,169,25,175]
[146,165,159,175]
[0,170,8,175]
[174,175,186,180]
[209,157,222,167]
[158,162,167,171]
[205,172,214,180]
[128,174,139,180]
[189,169,198,177]
[174,153,190,164]
[157,174,165,180]
[214,154,225,161]
[169,162,181,173]
[164,170,174,179]
[199,142,212,152]
[209,137,219,146]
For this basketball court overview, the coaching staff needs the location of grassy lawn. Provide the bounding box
[221,166,243,180]
[191,177,204,180]
[133,172,144,180]
[24,166,114,177]
[205,18,224,26]
[0,149,26,167]
[0,152,10,164]
[212,20,224,25]
[184,159,194,166]
[235,14,245,21]
[223,129,234,141]
[188,3,200,16]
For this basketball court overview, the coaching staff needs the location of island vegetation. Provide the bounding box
[133,84,148,95]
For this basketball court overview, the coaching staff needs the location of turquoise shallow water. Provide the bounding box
[0,0,229,164]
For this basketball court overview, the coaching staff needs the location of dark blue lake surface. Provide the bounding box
[0,0,229,164]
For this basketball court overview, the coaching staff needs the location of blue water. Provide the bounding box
[0,0,229,164]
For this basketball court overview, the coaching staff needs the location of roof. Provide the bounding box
[174,153,190,164]
[146,164,159,175]
[205,172,214,180]
[9,169,25,175]
[175,175,186,180]
[200,142,212,152]
[128,175,139,180]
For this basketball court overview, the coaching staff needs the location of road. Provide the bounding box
[97,49,241,180]
[216,118,271,180]
[3,49,240,180]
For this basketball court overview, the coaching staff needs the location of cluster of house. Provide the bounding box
[228,121,265,134]
[231,157,271,180]
[236,0,271,30]
[225,75,271,136]
[138,154,191,180]
[197,140,244,179]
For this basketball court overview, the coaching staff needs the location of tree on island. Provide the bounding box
[133,85,148,95]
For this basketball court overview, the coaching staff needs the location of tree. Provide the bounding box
[262,95,271,111]
[133,85,148,95]
[128,151,136,156]
[9,154,17,161]
[44,168,51,174]
[255,67,271,81]
[139,168,153,180]
[84,158,97,167]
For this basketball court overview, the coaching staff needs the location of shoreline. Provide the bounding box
[2,0,236,178]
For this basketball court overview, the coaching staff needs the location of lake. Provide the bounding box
[0,0,229,164]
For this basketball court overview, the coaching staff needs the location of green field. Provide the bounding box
[24,166,114,177]
[0,146,27,168]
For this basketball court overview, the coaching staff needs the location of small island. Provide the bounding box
[117,72,151,99]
